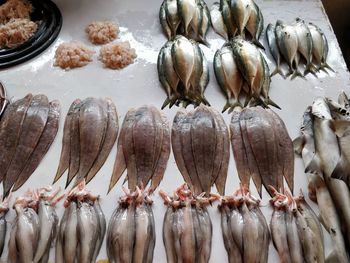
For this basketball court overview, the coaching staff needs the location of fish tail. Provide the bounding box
[291,69,305,80]
[304,64,318,77]
[253,39,265,50]
[228,101,243,113]
[198,37,210,47]
[222,102,230,113]
[264,97,281,110]
[270,67,285,78]
[161,97,171,109]
[322,62,335,73]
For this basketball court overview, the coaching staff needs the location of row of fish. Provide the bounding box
[56,182,105,263]
[294,93,350,262]
[269,188,325,263]
[219,185,269,263]
[214,37,278,112]
[160,0,210,44]
[210,0,264,48]
[158,35,209,108]
[8,187,63,263]
[266,19,333,79]
[54,97,118,188]
[230,106,294,197]
[0,94,60,198]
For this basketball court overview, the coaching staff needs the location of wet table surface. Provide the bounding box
[0,0,349,262]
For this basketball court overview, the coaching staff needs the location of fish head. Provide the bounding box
[301,106,314,135]
[312,97,333,120]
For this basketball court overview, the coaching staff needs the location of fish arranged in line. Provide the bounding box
[294,95,350,259]
[54,97,118,188]
[159,0,210,44]
[160,183,219,263]
[109,105,170,193]
[107,187,155,263]
[157,35,209,108]
[0,195,10,259]
[266,18,333,79]
[0,82,8,118]
[172,105,230,195]
[230,106,294,197]
[214,37,279,112]
[210,0,264,48]
[219,185,270,263]
[269,188,325,263]
[0,94,60,197]
[56,181,106,263]
[8,187,63,263]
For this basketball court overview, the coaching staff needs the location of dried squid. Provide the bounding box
[230,106,294,196]
[54,97,118,187]
[56,181,106,263]
[172,104,229,195]
[210,0,264,48]
[160,183,219,263]
[159,0,210,44]
[8,187,63,263]
[157,35,209,108]
[109,105,170,193]
[269,188,325,263]
[0,94,60,197]
[213,37,279,112]
[219,185,270,263]
[107,187,155,263]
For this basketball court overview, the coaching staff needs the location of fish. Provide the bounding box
[75,98,108,186]
[8,217,18,263]
[85,98,118,184]
[0,82,7,117]
[189,40,204,105]
[245,1,264,49]
[266,23,284,77]
[63,202,78,263]
[15,101,60,191]
[55,207,68,263]
[260,53,280,109]
[293,18,315,75]
[285,209,303,263]
[190,4,203,40]
[221,0,237,38]
[4,94,49,197]
[172,35,196,93]
[0,94,33,183]
[210,2,228,39]
[197,0,210,44]
[165,0,181,38]
[213,45,243,111]
[197,46,210,106]
[66,101,81,187]
[177,0,197,35]
[163,207,177,263]
[241,202,259,262]
[92,201,106,262]
[54,99,81,184]
[230,0,252,35]
[77,201,99,263]
[275,20,302,78]
[160,2,172,39]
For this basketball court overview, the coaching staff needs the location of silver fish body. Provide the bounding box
[210,2,228,39]
[266,23,284,77]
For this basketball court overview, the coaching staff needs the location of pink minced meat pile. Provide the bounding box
[99,41,137,69]
[54,42,95,70]
[0,0,32,23]
[0,18,37,48]
[86,21,119,45]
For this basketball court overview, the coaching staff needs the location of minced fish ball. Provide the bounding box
[86,21,119,45]
[54,42,95,70]
[0,0,33,24]
[0,18,37,48]
[99,41,136,69]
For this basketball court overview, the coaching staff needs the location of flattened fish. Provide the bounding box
[14,100,61,191]
[4,94,49,197]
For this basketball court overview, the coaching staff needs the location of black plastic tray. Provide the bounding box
[0,0,62,69]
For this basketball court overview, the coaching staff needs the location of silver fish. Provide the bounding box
[163,207,178,263]
[230,0,252,35]
[246,1,264,49]
[177,0,196,35]
[210,2,228,39]
[63,202,78,263]
[221,0,237,38]
[266,23,284,77]
[165,0,181,37]
[92,201,106,262]
[160,2,172,39]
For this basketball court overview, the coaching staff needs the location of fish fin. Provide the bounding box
[253,40,265,50]
[161,97,171,109]
[222,102,230,113]
[264,97,281,110]
[305,155,322,174]
[322,62,335,73]
[290,69,305,80]
[292,136,304,155]
[270,67,285,78]
[304,64,318,77]
[108,147,127,194]
[330,156,350,182]
[332,120,350,137]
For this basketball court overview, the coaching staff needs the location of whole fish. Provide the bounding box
[210,2,228,39]
[190,4,203,41]
[0,94,33,183]
[213,45,243,111]
[221,0,237,38]
[160,1,172,39]
[197,46,210,106]
[165,0,181,38]
[260,53,280,109]
[76,98,108,186]
[4,95,49,197]
[163,207,178,263]
[189,40,204,104]
[85,98,118,184]
[15,101,60,191]
[54,99,80,184]
[241,202,259,262]
[245,1,264,49]
[293,18,314,75]
[63,202,78,263]
[230,0,252,35]
[92,201,106,262]
[275,20,302,78]
[285,209,303,263]
[55,206,68,263]
[266,23,284,77]
[177,0,197,35]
